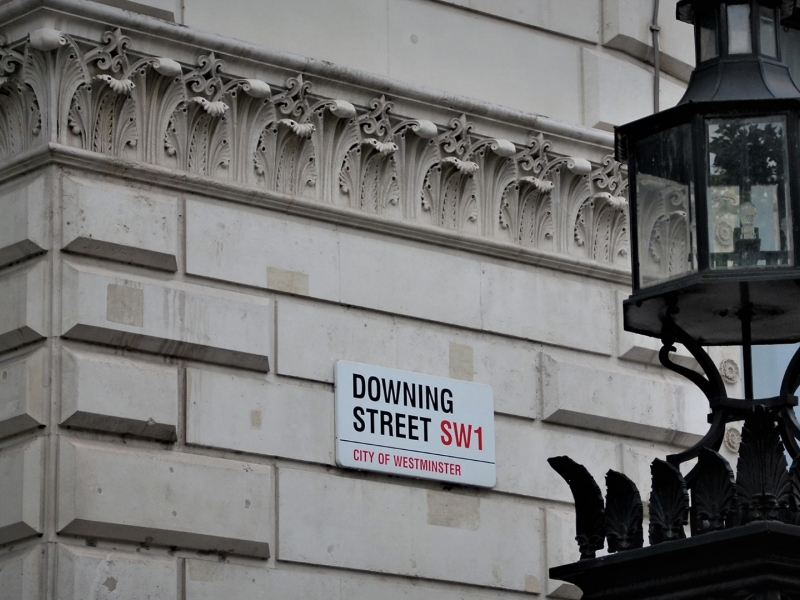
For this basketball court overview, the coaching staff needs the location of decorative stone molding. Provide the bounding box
[719,359,740,385]
[0,25,630,268]
[723,426,742,453]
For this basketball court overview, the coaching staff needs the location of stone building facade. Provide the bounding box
[0,1,743,598]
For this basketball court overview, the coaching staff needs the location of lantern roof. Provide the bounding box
[675,0,800,104]
[676,0,795,25]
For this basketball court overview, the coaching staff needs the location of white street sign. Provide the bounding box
[334,360,496,488]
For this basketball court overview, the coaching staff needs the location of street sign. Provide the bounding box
[334,360,496,488]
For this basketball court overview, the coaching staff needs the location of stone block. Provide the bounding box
[185,559,526,600]
[338,233,483,329]
[278,298,539,419]
[441,0,601,43]
[0,348,48,440]
[185,199,339,300]
[0,545,43,600]
[186,560,338,599]
[386,0,584,122]
[186,368,333,464]
[582,48,685,131]
[276,299,397,383]
[62,176,178,271]
[0,261,47,354]
[395,326,540,419]
[545,509,583,599]
[495,418,619,503]
[0,437,44,545]
[61,346,178,441]
[61,263,271,372]
[278,468,542,593]
[91,0,177,21]
[340,577,538,599]
[481,262,614,355]
[184,0,390,77]
[0,174,48,268]
[602,0,695,80]
[57,438,273,558]
[541,353,707,445]
[56,544,177,600]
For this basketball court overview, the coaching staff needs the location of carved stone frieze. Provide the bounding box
[0,26,630,267]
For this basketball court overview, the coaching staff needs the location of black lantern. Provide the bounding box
[619,0,800,352]
[547,4,800,598]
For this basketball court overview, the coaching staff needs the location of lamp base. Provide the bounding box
[550,522,800,600]
[624,277,800,345]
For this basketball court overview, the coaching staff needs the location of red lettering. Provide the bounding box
[440,420,452,446]
[456,464,462,476]
[454,423,473,448]
[475,427,483,451]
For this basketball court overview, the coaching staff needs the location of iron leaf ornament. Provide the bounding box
[648,459,689,545]
[604,470,644,553]
[736,411,791,524]
[548,456,605,559]
[690,449,737,535]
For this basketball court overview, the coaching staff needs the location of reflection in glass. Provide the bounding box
[760,6,777,58]
[728,4,753,54]
[699,9,720,62]
[636,125,696,288]
[707,116,792,269]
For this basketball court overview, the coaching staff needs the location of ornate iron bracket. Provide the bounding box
[658,305,800,472]
[550,302,800,562]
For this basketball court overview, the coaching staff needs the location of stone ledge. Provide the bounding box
[541,353,707,446]
[0,438,44,547]
[61,346,178,441]
[60,262,272,372]
[0,545,42,600]
[0,261,47,355]
[56,544,177,600]
[0,173,49,270]
[57,437,273,558]
[0,348,47,440]
[62,174,179,272]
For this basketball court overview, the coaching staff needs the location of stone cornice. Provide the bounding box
[0,0,615,149]
[0,5,632,281]
[2,143,632,285]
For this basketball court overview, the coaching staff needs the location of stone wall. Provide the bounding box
[0,2,742,599]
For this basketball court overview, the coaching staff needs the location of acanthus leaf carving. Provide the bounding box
[184,51,225,97]
[338,95,400,214]
[94,74,135,96]
[420,114,482,232]
[253,74,317,197]
[0,26,631,270]
[83,27,130,74]
[572,155,629,264]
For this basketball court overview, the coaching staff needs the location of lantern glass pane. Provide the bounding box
[759,6,777,58]
[728,4,753,54]
[636,125,697,288]
[699,9,720,62]
[707,116,793,270]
